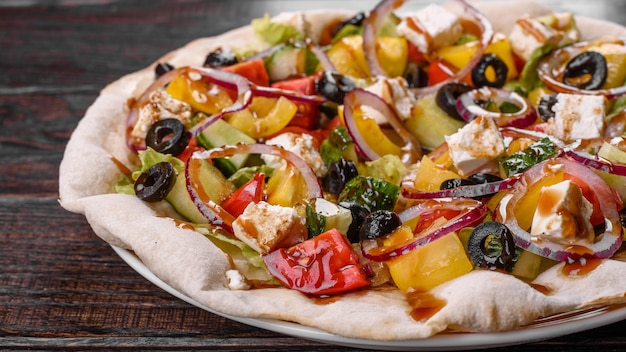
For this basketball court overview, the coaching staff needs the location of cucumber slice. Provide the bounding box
[306,198,353,237]
[165,159,234,223]
[265,45,318,82]
[195,115,256,176]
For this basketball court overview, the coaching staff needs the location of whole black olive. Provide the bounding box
[440,178,476,190]
[537,93,558,121]
[467,221,516,270]
[435,82,473,120]
[327,158,359,194]
[359,210,401,241]
[134,162,176,202]
[315,71,356,104]
[145,118,191,156]
[404,62,429,89]
[562,51,607,90]
[155,62,174,78]
[331,12,366,37]
[471,54,509,88]
[204,50,239,68]
[467,173,503,184]
[339,201,370,243]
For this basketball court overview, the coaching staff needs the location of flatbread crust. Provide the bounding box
[59,1,626,340]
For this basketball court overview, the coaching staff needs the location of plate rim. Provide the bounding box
[111,245,626,351]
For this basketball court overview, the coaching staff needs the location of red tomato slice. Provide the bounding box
[176,139,202,164]
[222,58,270,86]
[427,58,472,86]
[407,41,428,64]
[272,76,320,130]
[262,228,370,295]
[413,208,462,234]
[221,173,265,218]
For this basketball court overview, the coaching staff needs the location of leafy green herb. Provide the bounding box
[499,137,557,176]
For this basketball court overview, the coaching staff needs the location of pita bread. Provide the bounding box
[59,1,626,340]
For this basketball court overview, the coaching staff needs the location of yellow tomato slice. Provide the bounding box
[226,96,297,139]
[166,69,234,115]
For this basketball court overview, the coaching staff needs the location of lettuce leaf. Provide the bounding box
[252,14,303,45]
[115,148,185,195]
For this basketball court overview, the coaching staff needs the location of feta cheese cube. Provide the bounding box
[364,77,414,121]
[261,132,327,177]
[132,90,192,140]
[232,201,307,254]
[396,4,462,54]
[545,93,605,142]
[530,180,594,246]
[225,269,250,290]
[508,16,557,61]
[444,116,505,176]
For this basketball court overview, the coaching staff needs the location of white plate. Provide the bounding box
[112,245,626,351]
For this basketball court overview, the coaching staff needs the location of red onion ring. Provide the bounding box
[401,176,518,199]
[362,0,406,77]
[562,149,626,176]
[537,38,626,99]
[362,199,487,262]
[192,143,323,200]
[500,157,623,261]
[456,87,537,128]
[343,88,422,165]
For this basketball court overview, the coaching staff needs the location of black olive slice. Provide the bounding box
[435,82,472,120]
[134,162,176,202]
[467,173,503,185]
[315,71,356,104]
[331,12,366,37]
[145,118,191,156]
[358,210,401,241]
[562,51,607,90]
[204,50,239,68]
[467,221,516,270]
[537,93,558,121]
[339,202,371,243]
[155,62,174,78]
[471,53,509,88]
[440,178,476,190]
[404,62,429,89]
[327,158,359,194]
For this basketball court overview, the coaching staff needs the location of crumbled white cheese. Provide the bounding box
[225,269,250,290]
[444,116,505,176]
[364,76,414,121]
[131,90,192,140]
[545,93,605,142]
[261,132,327,177]
[232,201,307,254]
[396,4,462,54]
[530,180,595,246]
[508,13,579,61]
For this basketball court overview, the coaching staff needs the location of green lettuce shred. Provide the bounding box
[252,14,303,45]
[114,148,185,195]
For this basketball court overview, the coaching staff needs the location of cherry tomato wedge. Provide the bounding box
[262,228,370,295]
[221,173,265,218]
[563,172,622,227]
[222,58,270,86]
[272,76,320,130]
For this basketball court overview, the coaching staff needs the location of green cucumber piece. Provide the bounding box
[305,198,353,237]
[165,159,234,224]
[265,45,318,82]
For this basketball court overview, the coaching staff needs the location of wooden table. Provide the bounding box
[3,0,626,350]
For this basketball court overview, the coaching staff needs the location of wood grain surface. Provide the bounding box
[3,0,626,351]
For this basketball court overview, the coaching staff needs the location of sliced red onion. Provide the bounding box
[126,68,181,151]
[500,127,568,149]
[562,149,626,176]
[253,85,326,105]
[456,87,537,128]
[401,176,518,199]
[193,143,323,200]
[343,88,422,165]
[537,39,626,100]
[500,157,623,261]
[187,66,254,138]
[184,157,236,231]
[410,0,495,97]
[307,41,336,72]
[362,200,487,262]
[362,0,406,77]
